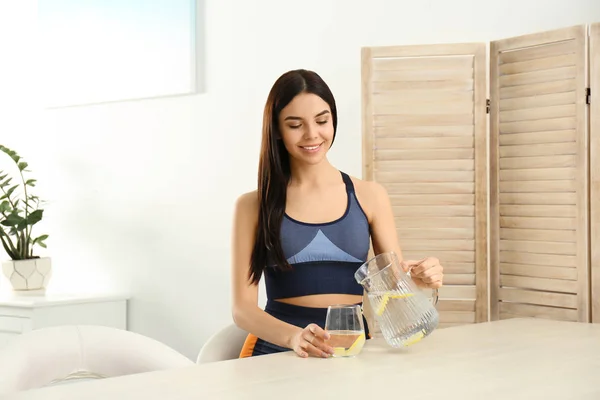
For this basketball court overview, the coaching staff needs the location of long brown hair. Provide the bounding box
[248,69,338,284]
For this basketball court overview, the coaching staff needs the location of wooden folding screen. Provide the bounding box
[362,23,600,327]
[489,26,590,323]
[591,23,600,323]
[361,43,489,328]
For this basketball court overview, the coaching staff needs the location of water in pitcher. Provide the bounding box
[367,290,439,347]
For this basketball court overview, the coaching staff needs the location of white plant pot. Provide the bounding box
[2,257,52,291]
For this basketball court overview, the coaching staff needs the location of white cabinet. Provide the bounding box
[0,293,128,349]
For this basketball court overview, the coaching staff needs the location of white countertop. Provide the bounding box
[6,318,600,399]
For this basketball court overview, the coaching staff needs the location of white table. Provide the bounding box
[6,318,600,399]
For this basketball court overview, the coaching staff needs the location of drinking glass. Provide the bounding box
[324,304,366,357]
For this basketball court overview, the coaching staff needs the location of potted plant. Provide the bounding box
[0,145,51,292]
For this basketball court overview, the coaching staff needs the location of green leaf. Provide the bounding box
[32,234,48,247]
[0,146,21,165]
[6,184,19,198]
[27,209,43,225]
[0,234,16,259]
[1,212,24,227]
[0,177,12,188]
[25,179,36,187]
[16,218,28,231]
[18,162,28,171]
[27,195,40,208]
[0,200,9,214]
[33,234,48,242]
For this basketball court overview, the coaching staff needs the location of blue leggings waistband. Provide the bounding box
[265,299,370,334]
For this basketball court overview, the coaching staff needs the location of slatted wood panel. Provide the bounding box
[591,23,600,323]
[362,43,488,329]
[489,25,590,322]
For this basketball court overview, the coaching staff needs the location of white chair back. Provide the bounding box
[0,325,194,396]
[196,323,248,364]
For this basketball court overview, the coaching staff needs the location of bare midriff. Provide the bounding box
[275,294,363,308]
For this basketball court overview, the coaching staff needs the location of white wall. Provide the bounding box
[1,0,599,360]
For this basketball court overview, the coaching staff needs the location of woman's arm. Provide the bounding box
[361,181,443,289]
[230,192,333,358]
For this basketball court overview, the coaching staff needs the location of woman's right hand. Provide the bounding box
[290,323,335,358]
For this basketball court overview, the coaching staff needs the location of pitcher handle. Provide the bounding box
[430,288,439,306]
[406,264,439,306]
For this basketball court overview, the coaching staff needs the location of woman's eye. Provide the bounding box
[288,124,301,129]
[317,120,328,125]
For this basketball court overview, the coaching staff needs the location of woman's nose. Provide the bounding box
[303,123,319,139]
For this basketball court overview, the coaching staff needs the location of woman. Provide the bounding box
[231,69,444,359]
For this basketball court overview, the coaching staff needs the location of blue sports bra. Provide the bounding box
[264,171,371,299]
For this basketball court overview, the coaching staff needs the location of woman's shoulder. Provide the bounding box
[346,174,389,201]
[345,174,390,222]
[233,190,259,224]
[235,190,259,211]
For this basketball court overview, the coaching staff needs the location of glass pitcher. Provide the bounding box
[355,251,439,348]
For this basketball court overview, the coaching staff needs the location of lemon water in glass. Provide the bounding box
[325,304,366,357]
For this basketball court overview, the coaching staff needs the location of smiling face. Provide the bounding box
[278,92,335,166]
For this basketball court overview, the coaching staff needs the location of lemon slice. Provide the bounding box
[333,347,347,357]
[375,293,415,316]
[332,333,365,357]
[403,329,425,346]
[347,333,365,354]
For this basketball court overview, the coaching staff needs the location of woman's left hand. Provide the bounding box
[402,257,443,289]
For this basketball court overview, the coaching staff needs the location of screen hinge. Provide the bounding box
[486,99,491,114]
[586,88,591,105]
